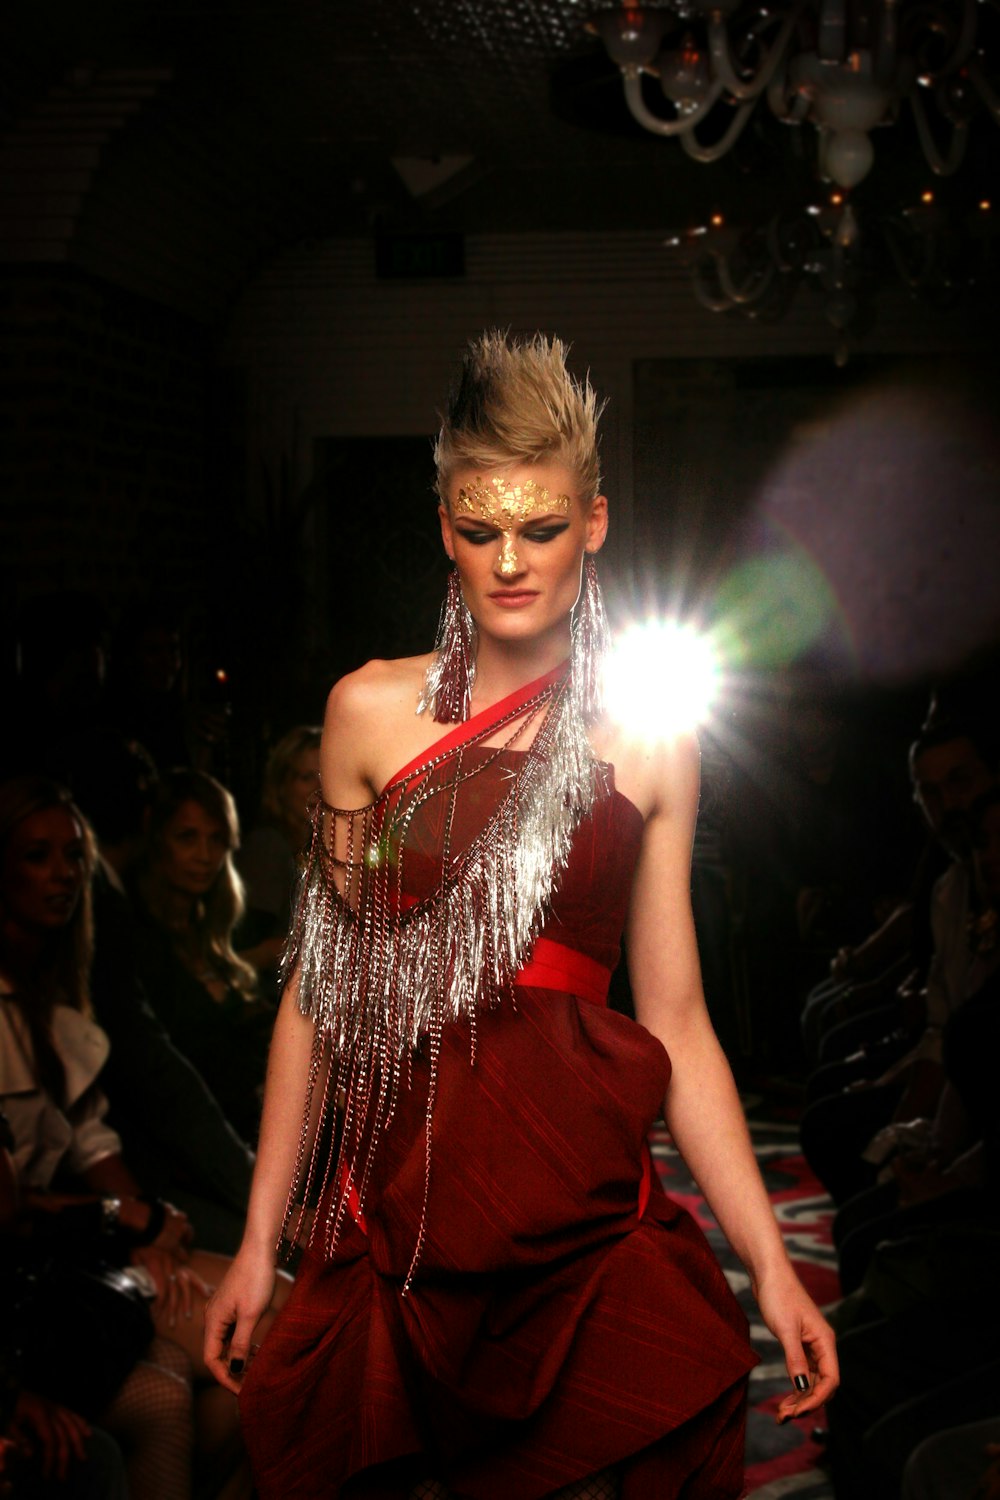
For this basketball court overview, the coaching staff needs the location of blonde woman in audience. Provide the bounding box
[0,774,291,1498]
[133,769,273,1141]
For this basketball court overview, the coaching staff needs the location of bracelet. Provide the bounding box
[100,1196,122,1235]
[129,1196,168,1247]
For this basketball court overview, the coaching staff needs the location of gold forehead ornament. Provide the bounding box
[454,475,571,524]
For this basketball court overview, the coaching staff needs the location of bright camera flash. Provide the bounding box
[605,620,720,738]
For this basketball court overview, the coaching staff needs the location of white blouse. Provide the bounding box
[0,977,121,1189]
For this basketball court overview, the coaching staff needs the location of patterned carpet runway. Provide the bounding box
[649,1093,839,1500]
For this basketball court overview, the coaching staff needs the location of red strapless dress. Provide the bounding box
[240,736,756,1499]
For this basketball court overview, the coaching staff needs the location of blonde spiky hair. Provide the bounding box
[434,331,605,504]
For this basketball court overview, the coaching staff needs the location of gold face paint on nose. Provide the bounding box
[498,532,519,577]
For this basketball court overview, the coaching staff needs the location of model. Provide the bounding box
[204,332,838,1499]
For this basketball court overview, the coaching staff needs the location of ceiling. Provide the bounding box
[2,1,998,291]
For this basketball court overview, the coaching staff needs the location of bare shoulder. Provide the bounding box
[324,655,430,734]
[321,654,434,807]
[598,721,701,825]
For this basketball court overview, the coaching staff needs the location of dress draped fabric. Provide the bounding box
[240,671,756,1498]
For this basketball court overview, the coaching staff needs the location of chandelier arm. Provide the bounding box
[713,249,776,303]
[968,59,1000,124]
[908,88,969,174]
[623,72,725,134]
[692,264,738,311]
[679,100,757,160]
[882,220,937,290]
[938,0,979,76]
[768,62,810,122]
[765,214,811,272]
[706,4,803,103]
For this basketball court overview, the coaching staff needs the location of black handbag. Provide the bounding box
[8,1255,155,1420]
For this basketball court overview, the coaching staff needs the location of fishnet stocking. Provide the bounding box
[408,1469,619,1500]
[549,1472,619,1500]
[102,1336,194,1500]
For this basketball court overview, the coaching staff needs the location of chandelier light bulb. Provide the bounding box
[834,203,861,248]
[825,128,875,188]
[590,8,666,69]
[658,34,711,109]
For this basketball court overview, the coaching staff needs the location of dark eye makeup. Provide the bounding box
[455,523,570,546]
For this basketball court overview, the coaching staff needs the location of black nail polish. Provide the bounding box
[229,1358,244,1376]
[793,1374,810,1392]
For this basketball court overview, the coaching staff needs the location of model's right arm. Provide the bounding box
[203,669,380,1394]
[202,969,315,1391]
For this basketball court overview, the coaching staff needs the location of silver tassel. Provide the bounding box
[280,671,609,1285]
[417,568,477,722]
[570,554,612,724]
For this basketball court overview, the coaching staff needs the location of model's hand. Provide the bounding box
[754,1269,839,1422]
[203,1245,276,1394]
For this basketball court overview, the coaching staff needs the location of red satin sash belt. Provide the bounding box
[514,936,613,1007]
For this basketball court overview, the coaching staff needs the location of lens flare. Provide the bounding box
[606,619,720,739]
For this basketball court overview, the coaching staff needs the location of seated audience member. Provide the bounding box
[800,900,915,1068]
[800,832,951,1074]
[132,769,274,1143]
[801,704,983,1073]
[236,724,321,980]
[832,786,1000,1293]
[800,719,997,1205]
[0,776,290,1499]
[727,669,914,1067]
[827,1305,1000,1500]
[902,1416,1000,1500]
[1,1108,128,1500]
[68,731,254,1250]
[824,790,1000,1498]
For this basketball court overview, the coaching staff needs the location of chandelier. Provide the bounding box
[666,193,996,362]
[588,1,999,191]
[587,1,998,354]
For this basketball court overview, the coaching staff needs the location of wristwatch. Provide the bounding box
[132,1196,168,1246]
[100,1196,123,1234]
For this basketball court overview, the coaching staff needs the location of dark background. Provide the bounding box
[3,0,999,811]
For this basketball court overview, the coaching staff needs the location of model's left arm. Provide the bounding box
[625,732,838,1422]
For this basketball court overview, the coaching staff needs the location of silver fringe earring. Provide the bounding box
[570,554,611,724]
[417,566,477,722]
